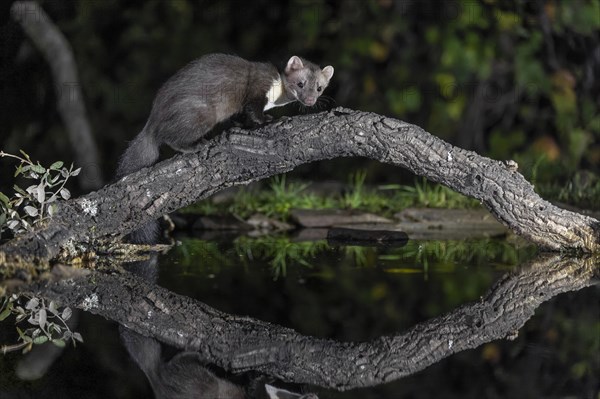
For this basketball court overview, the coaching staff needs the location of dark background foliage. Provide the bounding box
[0,0,598,193]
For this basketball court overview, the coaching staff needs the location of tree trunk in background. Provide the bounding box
[11,1,104,191]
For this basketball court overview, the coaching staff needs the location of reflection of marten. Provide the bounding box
[115,54,334,179]
[120,328,318,399]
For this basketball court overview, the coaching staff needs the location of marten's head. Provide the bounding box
[282,56,334,107]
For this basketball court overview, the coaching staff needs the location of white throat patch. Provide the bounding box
[264,77,284,111]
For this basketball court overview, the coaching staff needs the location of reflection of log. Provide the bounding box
[1,108,599,264]
[10,1,104,191]
[13,254,598,390]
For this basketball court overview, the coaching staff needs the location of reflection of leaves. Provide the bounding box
[0,294,82,354]
[171,239,229,277]
[176,235,536,285]
[175,236,331,280]
[342,245,373,269]
[163,235,547,341]
[235,236,328,279]
[375,239,537,312]
[380,239,536,275]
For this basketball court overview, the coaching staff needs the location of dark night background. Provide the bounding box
[0,0,598,197]
[0,2,599,398]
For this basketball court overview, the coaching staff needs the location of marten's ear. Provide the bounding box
[265,384,302,399]
[322,65,334,82]
[286,56,304,73]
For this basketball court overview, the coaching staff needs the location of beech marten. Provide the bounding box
[115,54,334,178]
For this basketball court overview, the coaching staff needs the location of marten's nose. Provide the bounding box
[305,97,317,106]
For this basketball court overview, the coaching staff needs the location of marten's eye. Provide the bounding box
[297,82,304,88]
[317,86,322,92]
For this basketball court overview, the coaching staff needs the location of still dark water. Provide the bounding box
[0,236,598,398]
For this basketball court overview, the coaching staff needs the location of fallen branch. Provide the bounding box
[1,108,599,263]
[11,254,599,389]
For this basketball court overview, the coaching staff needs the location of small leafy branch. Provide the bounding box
[0,150,80,238]
[0,294,83,354]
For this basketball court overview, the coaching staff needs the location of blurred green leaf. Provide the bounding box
[49,161,64,170]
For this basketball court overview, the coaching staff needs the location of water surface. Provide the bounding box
[0,236,597,398]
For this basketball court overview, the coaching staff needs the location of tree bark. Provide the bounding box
[12,254,599,390]
[1,108,599,264]
[11,1,104,191]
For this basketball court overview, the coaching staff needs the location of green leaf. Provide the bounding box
[38,308,47,329]
[24,206,38,217]
[7,220,20,230]
[0,307,11,321]
[33,335,49,345]
[25,297,39,310]
[49,161,64,170]
[50,174,61,184]
[52,339,66,348]
[73,332,84,343]
[36,185,45,203]
[16,326,25,340]
[0,192,9,205]
[61,307,72,321]
[402,86,422,112]
[13,185,27,197]
[30,164,46,174]
[48,204,58,217]
[14,164,23,178]
[19,150,30,161]
[22,343,33,354]
[59,188,71,200]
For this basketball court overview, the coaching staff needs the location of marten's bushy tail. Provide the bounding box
[115,128,161,244]
[115,128,159,179]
